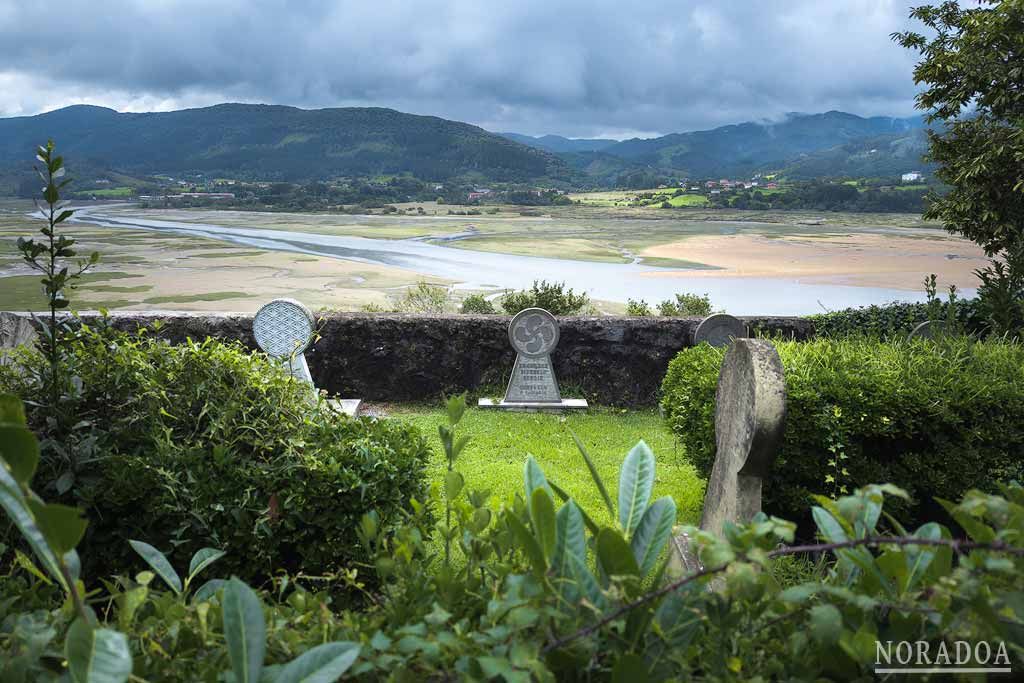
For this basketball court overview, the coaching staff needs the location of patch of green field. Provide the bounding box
[75,187,134,198]
[666,194,710,207]
[82,284,153,293]
[638,256,721,269]
[187,250,267,258]
[142,292,249,304]
[391,406,704,526]
[0,271,141,310]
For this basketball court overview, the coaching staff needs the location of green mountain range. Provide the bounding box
[504,111,930,182]
[0,103,567,183]
[0,105,930,191]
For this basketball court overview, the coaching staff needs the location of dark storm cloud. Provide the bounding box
[0,0,924,137]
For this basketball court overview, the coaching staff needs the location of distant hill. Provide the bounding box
[596,111,929,179]
[0,104,568,183]
[499,132,619,154]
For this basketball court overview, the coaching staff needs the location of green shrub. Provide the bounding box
[660,337,1024,530]
[809,298,985,339]
[460,293,496,314]
[625,299,652,316]
[4,390,1023,680]
[396,281,451,313]
[657,292,714,317]
[0,322,430,584]
[500,280,590,315]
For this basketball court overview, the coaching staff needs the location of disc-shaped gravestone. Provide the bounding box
[693,313,747,348]
[504,308,561,403]
[253,298,315,384]
[908,320,946,341]
[508,308,560,357]
[700,338,787,537]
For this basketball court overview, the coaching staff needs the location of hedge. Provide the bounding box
[660,336,1024,531]
[0,322,430,584]
[808,298,985,339]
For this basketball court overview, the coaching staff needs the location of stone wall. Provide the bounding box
[68,312,813,406]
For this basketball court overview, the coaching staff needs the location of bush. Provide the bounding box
[396,281,451,313]
[4,391,1023,680]
[460,293,496,314]
[658,292,714,317]
[809,298,985,339]
[500,280,590,315]
[0,322,430,584]
[625,299,652,316]
[660,336,1024,530]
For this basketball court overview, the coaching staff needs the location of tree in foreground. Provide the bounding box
[894,1,1024,334]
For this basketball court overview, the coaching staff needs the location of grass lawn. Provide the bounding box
[391,405,705,527]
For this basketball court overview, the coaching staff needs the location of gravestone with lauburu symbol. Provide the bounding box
[252,298,361,417]
[479,307,587,411]
[669,337,787,577]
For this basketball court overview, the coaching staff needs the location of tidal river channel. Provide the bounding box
[74,207,951,315]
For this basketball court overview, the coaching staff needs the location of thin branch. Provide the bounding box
[541,535,1022,653]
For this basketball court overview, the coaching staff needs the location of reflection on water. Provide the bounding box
[73,208,964,316]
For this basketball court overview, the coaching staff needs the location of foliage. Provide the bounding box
[894,1,1024,257]
[975,245,1024,338]
[809,297,985,339]
[4,392,1024,680]
[460,293,497,314]
[895,1,1024,337]
[657,292,714,317]
[0,323,430,584]
[14,140,99,432]
[500,280,591,316]
[0,396,362,682]
[660,336,1024,531]
[625,299,652,316]
[396,282,452,314]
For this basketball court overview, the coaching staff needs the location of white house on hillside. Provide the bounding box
[901,171,923,183]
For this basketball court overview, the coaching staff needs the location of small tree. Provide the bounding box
[658,292,714,317]
[500,280,590,315]
[625,299,652,316]
[16,140,99,411]
[461,293,497,314]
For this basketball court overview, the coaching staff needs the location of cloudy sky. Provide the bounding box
[0,0,926,138]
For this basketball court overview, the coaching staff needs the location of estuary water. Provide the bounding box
[74,207,950,316]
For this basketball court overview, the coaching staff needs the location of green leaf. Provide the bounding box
[808,604,843,646]
[223,577,266,683]
[444,470,464,500]
[28,500,87,555]
[523,456,552,507]
[552,500,587,578]
[612,654,647,683]
[630,497,677,577]
[811,506,849,544]
[618,441,655,536]
[192,578,227,603]
[548,479,600,536]
[275,642,360,683]
[0,468,67,589]
[904,522,941,592]
[65,619,133,683]
[187,548,226,584]
[506,514,547,576]
[597,527,640,579]
[569,429,615,520]
[530,488,557,561]
[444,393,467,426]
[936,497,995,542]
[128,540,182,595]
[0,425,40,485]
[0,394,27,425]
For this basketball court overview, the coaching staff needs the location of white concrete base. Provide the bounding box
[327,398,362,417]
[478,398,588,412]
